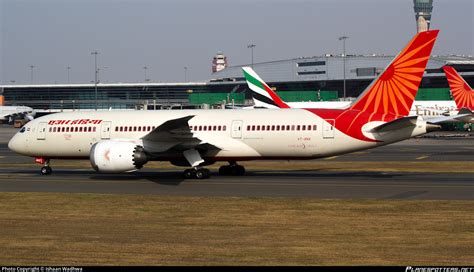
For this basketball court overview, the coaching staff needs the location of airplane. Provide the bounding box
[443,66,474,125]
[9,30,441,178]
[250,71,462,119]
[0,106,36,124]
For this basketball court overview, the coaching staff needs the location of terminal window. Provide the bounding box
[297,71,326,75]
[297,61,326,67]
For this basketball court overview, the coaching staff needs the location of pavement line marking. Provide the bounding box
[416,155,429,160]
[0,178,471,188]
[324,156,339,160]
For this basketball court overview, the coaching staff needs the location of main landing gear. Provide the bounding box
[36,158,52,175]
[183,167,210,179]
[219,162,245,176]
[182,149,210,179]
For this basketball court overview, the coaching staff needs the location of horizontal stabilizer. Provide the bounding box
[370,116,418,133]
[426,113,472,124]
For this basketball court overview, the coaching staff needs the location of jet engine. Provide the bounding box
[90,140,148,173]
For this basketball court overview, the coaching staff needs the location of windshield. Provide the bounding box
[19,127,26,133]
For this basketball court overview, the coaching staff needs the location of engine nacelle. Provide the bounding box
[90,140,148,173]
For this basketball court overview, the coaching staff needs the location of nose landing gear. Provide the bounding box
[35,157,52,175]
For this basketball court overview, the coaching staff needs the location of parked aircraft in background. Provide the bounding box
[0,106,36,124]
[443,66,474,113]
[9,30,440,178]
[247,64,472,126]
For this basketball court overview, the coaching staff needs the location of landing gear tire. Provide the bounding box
[236,165,245,176]
[183,169,195,179]
[195,168,210,179]
[219,166,230,175]
[219,165,245,176]
[183,168,210,179]
[41,166,52,175]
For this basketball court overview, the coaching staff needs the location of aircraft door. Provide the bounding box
[37,122,47,140]
[323,119,335,139]
[100,121,112,139]
[231,120,243,139]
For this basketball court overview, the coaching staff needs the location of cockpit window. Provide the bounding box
[19,127,26,133]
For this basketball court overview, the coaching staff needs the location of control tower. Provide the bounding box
[414,0,433,32]
[212,52,228,73]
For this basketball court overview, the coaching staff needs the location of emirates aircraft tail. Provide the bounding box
[242,67,290,109]
[443,66,474,110]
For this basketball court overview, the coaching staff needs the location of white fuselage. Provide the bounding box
[8,109,429,163]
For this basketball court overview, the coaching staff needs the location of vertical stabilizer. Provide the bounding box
[443,66,474,110]
[350,30,439,118]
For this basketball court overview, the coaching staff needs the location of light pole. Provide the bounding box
[247,44,256,68]
[29,65,35,84]
[143,66,149,82]
[67,66,71,84]
[184,66,188,82]
[338,36,349,99]
[91,51,99,110]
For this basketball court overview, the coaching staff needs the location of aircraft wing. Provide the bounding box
[141,115,222,153]
[142,115,195,142]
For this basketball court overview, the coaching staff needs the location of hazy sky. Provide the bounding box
[0,0,473,84]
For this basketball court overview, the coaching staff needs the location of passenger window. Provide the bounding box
[223,125,226,131]
[276,125,280,131]
[218,125,222,131]
[203,126,207,131]
[271,125,275,131]
[208,126,212,131]
[297,125,300,131]
[213,125,217,131]
[313,125,317,130]
[262,126,266,131]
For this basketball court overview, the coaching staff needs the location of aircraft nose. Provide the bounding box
[8,134,22,153]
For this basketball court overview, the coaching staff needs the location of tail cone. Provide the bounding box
[426,123,442,133]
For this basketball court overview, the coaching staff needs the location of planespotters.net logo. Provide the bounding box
[406,267,474,272]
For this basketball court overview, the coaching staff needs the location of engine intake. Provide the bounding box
[90,140,148,173]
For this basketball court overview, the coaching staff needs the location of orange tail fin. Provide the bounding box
[443,66,474,110]
[350,30,439,117]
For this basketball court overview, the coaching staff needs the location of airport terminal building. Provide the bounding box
[1,54,474,110]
